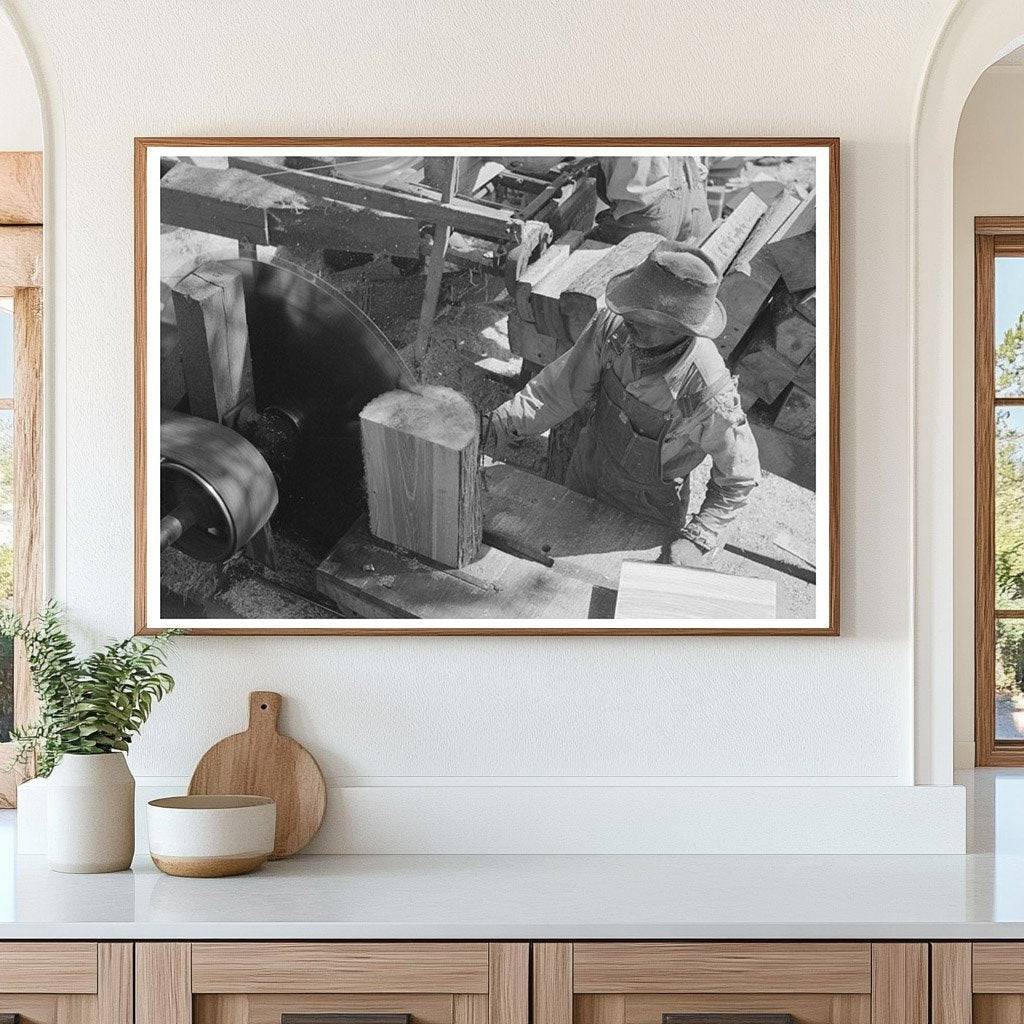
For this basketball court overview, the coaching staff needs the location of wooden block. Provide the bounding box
[514,230,585,322]
[777,189,816,238]
[614,561,777,621]
[714,255,781,359]
[171,266,253,423]
[360,385,482,568]
[731,192,801,271]
[0,942,98,993]
[540,175,598,237]
[774,311,816,365]
[530,240,611,344]
[767,229,816,292]
[795,350,816,396]
[507,311,563,366]
[772,384,815,439]
[736,345,799,404]
[798,289,816,324]
[0,225,42,292]
[701,192,767,274]
[0,152,42,225]
[558,232,661,340]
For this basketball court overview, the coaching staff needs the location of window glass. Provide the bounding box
[997,619,1024,740]
[997,407,1024,609]
[996,257,1024,397]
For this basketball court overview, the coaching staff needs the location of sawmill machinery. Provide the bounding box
[159,258,411,564]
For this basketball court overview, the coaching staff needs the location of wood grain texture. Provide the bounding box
[0,226,42,292]
[614,561,777,620]
[974,995,1024,1024]
[623,994,837,1024]
[558,232,661,341]
[489,944,529,1024]
[0,943,97,993]
[931,945,971,1024]
[870,945,927,1024]
[188,690,326,859]
[514,231,585,322]
[972,943,1024,991]
[530,240,611,343]
[831,996,872,1024]
[199,994,451,1024]
[702,193,768,274]
[135,136,839,637]
[0,152,43,225]
[454,995,488,1024]
[137,944,191,1024]
[97,945,133,1024]
[191,942,489,994]
[577,996,626,1024]
[534,944,573,1024]
[573,943,871,994]
[360,386,482,569]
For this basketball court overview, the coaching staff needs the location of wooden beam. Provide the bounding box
[767,229,817,291]
[171,266,253,422]
[533,944,572,1024]
[531,240,612,344]
[513,229,585,322]
[558,232,661,341]
[160,163,425,256]
[0,226,42,293]
[136,943,192,1024]
[702,192,768,274]
[0,152,42,225]
[228,155,521,242]
[507,311,563,367]
[360,385,482,569]
[414,157,459,365]
[489,944,529,1024]
[871,945,927,1024]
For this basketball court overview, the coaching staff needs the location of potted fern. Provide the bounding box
[3,604,177,873]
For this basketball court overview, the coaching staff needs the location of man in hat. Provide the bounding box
[486,242,760,567]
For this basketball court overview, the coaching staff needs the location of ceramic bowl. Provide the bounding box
[147,795,276,877]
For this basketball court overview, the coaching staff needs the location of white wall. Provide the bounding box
[0,8,40,150]
[0,0,977,851]
[952,64,1024,767]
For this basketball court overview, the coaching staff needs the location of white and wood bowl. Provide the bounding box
[147,795,276,877]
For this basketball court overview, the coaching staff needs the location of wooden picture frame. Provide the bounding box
[136,138,839,636]
[0,151,43,806]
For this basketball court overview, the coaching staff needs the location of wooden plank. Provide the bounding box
[192,942,489,994]
[136,944,191,1024]
[514,230,585,322]
[572,943,870,994]
[831,996,872,1024]
[534,944,573,1024]
[973,995,1024,1024]
[231,156,518,242]
[490,944,529,1024]
[507,310,562,366]
[531,240,612,344]
[701,193,768,274]
[711,254,781,360]
[732,193,802,271]
[171,267,252,422]
[795,350,816,396]
[453,995,488,1024]
[750,422,816,491]
[576,997,625,1024]
[0,943,97,994]
[98,944,133,1024]
[870,945,927,1024]
[768,230,816,292]
[614,560,777,620]
[774,310,816,365]
[972,943,1024,991]
[773,384,815,439]
[736,344,799,404]
[360,386,482,569]
[160,163,424,257]
[930,945,971,1024]
[559,232,663,341]
[0,225,42,292]
[0,152,43,225]
[414,157,459,363]
[537,176,598,238]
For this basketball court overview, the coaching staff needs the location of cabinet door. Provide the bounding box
[0,942,132,1024]
[936,943,1024,1024]
[137,943,528,1024]
[534,944,927,1024]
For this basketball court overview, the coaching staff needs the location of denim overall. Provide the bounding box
[565,358,689,529]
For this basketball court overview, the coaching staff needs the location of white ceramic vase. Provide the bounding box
[46,752,135,873]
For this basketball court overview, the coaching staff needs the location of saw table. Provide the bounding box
[316,462,803,621]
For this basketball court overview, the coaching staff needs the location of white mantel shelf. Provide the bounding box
[1,850,1024,940]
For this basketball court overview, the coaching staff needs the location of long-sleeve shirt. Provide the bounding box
[598,156,707,220]
[491,309,761,543]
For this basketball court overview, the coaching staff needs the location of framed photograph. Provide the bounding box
[135,137,838,635]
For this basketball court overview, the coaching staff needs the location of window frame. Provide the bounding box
[975,218,1024,765]
[0,151,43,806]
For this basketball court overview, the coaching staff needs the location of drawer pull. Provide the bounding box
[665,1016,796,1024]
[283,1016,411,1024]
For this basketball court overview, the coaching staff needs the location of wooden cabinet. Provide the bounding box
[532,944,928,1024]
[136,943,528,1024]
[931,943,1024,1024]
[0,942,132,1024]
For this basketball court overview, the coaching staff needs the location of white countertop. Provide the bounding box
[1,848,1023,940]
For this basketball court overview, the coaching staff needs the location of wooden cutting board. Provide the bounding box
[188,691,326,859]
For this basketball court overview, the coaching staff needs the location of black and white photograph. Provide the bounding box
[137,142,838,634]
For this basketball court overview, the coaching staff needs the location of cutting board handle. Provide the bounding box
[248,691,282,734]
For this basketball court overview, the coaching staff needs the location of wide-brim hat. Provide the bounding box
[605,241,726,339]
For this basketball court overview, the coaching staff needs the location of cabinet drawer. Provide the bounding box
[0,942,98,993]
[139,942,528,1024]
